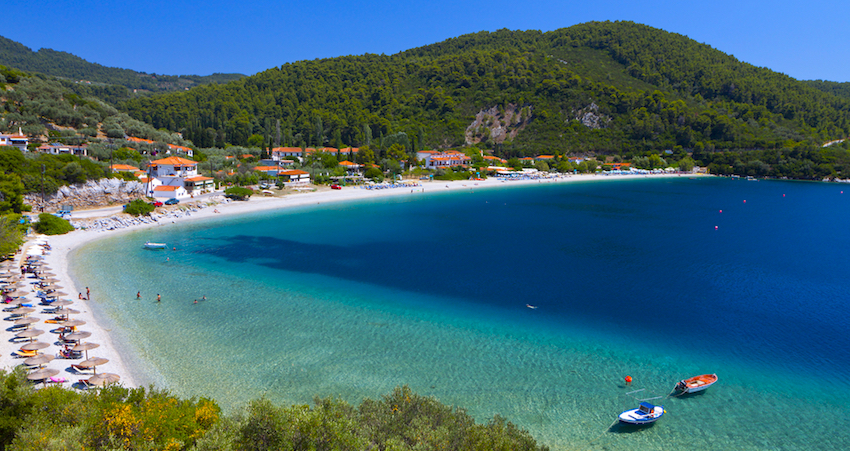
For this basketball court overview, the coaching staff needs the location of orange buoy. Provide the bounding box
[625,375,633,385]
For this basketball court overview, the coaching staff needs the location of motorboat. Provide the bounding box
[618,401,664,424]
[674,373,718,394]
[143,242,167,249]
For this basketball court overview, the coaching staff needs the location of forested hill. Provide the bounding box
[0,35,244,93]
[121,21,850,157]
[804,80,850,100]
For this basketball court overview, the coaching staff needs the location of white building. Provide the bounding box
[0,132,29,152]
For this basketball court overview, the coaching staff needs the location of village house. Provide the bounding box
[279,169,310,185]
[148,156,213,197]
[152,185,187,200]
[0,132,28,151]
[339,160,362,174]
[418,150,472,169]
[37,143,88,157]
[110,164,140,173]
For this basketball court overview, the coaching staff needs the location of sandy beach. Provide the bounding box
[1,172,702,389]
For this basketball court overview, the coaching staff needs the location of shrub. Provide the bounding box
[224,186,253,201]
[123,199,154,216]
[32,213,74,235]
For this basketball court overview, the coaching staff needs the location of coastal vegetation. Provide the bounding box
[223,186,253,201]
[31,213,73,235]
[123,199,155,217]
[0,369,546,451]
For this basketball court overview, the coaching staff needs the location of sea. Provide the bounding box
[71,176,850,450]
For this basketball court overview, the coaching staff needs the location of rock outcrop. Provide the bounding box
[465,104,533,145]
[24,178,148,212]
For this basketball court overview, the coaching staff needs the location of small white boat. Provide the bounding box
[143,242,167,249]
[618,401,664,425]
[674,373,718,394]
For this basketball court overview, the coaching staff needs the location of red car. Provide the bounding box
[150,201,163,207]
[330,184,341,190]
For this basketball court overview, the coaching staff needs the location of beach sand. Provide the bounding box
[1,172,702,389]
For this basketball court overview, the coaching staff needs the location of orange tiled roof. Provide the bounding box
[126,137,155,144]
[184,176,213,182]
[153,185,178,191]
[151,156,198,167]
[339,160,359,166]
[281,169,309,175]
[110,164,140,171]
[253,166,279,171]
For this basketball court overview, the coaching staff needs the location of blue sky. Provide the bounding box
[4,0,848,82]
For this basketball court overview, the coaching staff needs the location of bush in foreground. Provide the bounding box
[0,367,547,451]
[224,186,253,201]
[123,199,155,216]
[32,213,74,235]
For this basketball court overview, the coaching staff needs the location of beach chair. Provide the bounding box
[48,376,67,385]
[70,364,93,374]
[12,350,37,358]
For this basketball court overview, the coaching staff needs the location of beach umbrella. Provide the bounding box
[51,300,74,308]
[65,331,91,341]
[21,341,49,351]
[62,308,81,316]
[59,319,86,328]
[24,354,54,366]
[5,294,27,303]
[86,373,120,387]
[73,342,100,359]
[78,357,108,372]
[16,329,44,339]
[40,278,60,284]
[10,307,36,315]
[14,317,39,327]
[26,368,59,381]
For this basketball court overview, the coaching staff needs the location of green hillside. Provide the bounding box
[804,79,850,100]
[0,35,244,93]
[121,21,850,159]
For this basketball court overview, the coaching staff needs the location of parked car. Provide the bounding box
[330,184,341,190]
[150,201,163,207]
[164,198,180,205]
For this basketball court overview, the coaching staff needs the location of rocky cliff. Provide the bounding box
[24,178,147,212]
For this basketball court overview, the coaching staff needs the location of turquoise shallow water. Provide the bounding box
[72,177,850,450]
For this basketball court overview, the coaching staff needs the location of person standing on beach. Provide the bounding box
[86,287,90,300]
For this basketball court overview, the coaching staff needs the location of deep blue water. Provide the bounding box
[73,177,850,450]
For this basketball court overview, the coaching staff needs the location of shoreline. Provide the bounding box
[1,172,705,389]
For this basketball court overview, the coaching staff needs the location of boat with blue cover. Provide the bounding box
[618,401,664,424]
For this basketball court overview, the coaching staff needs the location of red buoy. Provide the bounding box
[625,376,633,385]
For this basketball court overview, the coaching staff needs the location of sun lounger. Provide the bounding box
[48,377,66,384]
[70,364,93,374]
[12,350,37,358]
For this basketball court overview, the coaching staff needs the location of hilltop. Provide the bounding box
[120,21,850,158]
[0,35,244,93]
